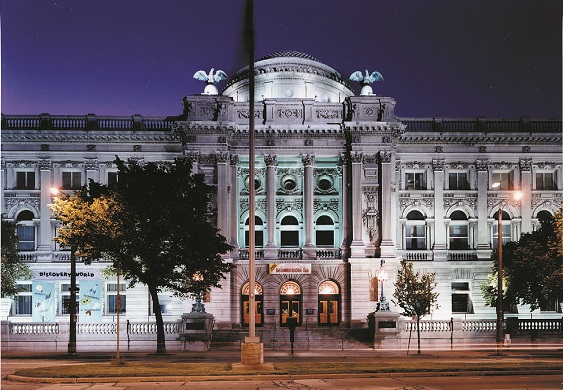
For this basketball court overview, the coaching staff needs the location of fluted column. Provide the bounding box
[379,151,395,258]
[476,160,490,257]
[350,152,364,257]
[229,155,239,249]
[432,159,447,260]
[38,158,52,251]
[264,155,278,259]
[519,158,532,233]
[216,152,229,238]
[302,154,315,259]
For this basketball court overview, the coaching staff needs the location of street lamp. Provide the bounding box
[491,183,522,344]
[50,187,78,355]
[377,260,390,311]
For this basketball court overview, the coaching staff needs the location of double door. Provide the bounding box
[318,296,339,326]
[280,298,300,326]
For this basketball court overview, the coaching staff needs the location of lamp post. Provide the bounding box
[50,187,78,355]
[491,184,522,344]
[377,260,389,311]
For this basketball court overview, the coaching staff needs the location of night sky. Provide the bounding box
[1,0,561,119]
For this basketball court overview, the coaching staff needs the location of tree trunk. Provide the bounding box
[148,284,166,354]
[416,316,421,355]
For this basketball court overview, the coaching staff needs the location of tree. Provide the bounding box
[481,207,563,312]
[392,260,439,354]
[51,157,234,353]
[1,217,32,298]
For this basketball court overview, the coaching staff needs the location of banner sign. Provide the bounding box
[268,263,311,274]
[79,280,103,322]
[32,281,56,322]
[33,270,100,280]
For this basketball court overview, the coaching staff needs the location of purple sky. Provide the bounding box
[1,0,561,119]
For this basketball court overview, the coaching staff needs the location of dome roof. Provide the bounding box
[222,50,354,102]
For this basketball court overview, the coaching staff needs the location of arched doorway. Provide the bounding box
[318,280,340,326]
[280,281,301,327]
[241,281,263,327]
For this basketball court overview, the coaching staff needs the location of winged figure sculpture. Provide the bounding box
[349,69,384,95]
[193,68,228,95]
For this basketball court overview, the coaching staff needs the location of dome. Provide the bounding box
[222,51,354,103]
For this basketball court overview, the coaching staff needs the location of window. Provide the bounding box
[535,172,556,190]
[405,210,426,250]
[492,210,511,249]
[15,171,35,190]
[107,172,119,186]
[15,283,32,315]
[449,211,469,250]
[448,172,470,190]
[451,282,473,313]
[60,283,79,315]
[280,215,299,247]
[315,215,334,247]
[154,294,173,315]
[62,171,82,190]
[245,216,264,247]
[106,283,126,314]
[16,210,35,251]
[491,172,514,190]
[405,172,426,190]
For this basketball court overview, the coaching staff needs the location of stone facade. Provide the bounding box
[1,51,562,333]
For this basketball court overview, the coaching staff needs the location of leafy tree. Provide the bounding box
[1,217,32,298]
[482,207,563,312]
[392,260,439,354]
[51,157,234,353]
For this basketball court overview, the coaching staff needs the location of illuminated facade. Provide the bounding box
[2,51,562,331]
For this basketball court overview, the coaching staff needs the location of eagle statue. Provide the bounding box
[349,69,384,96]
[193,68,228,95]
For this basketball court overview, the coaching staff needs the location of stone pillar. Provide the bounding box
[476,160,490,257]
[37,159,52,252]
[432,159,447,260]
[229,155,239,249]
[216,152,229,238]
[302,155,315,258]
[340,154,350,255]
[379,152,394,258]
[264,155,278,259]
[350,152,365,257]
[519,158,532,234]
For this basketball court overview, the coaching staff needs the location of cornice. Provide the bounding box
[1,133,179,143]
[398,134,562,145]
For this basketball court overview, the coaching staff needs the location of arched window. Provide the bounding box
[315,215,334,247]
[245,216,264,247]
[280,215,299,247]
[492,210,511,250]
[537,210,553,225]
[405,210,426,250]
[16,210,35,251]
[449,210,469,250]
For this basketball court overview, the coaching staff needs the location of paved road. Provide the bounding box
[2,374,563,390]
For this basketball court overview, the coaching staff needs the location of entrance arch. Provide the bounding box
[279,280,302,327]
[318,280,340,326]
[241,281,263,327]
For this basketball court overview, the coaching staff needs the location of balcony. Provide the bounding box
[402,250,433,261]
[447,250,478,261]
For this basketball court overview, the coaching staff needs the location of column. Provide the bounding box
[37,158,52,252]
[229,155,239,249]
[476,160,490,258]
[340,154,350,255]
[302,154,315,258]
[432,159,447,260]
[264,155,278,259]
[519,158,532,233]
[350,152,364,257]
[216,152,229,238]
[379,151,394,258]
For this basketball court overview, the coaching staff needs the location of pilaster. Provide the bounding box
[264,155,278,259]
[302,154,315,259]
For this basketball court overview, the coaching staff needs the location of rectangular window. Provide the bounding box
[107,172,119,186]
[491,172,514,190]
[316,231,334,247]
[245,231,264,247]
[448,172,470,190]
[15,171,35,190]
[405,172,426,190]
[15,283,32,315]
[492,224,511,249]
[535,172,557,190]
[405,225,425,250]
[281,231,299,247]
[62,172,82,190]
[449,225,469,250]
[106,283,127,314]
[17,225,35,251]
[451,282,473,313]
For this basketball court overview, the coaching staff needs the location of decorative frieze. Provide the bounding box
[84,158,98,170]
[276,198,303,213]
[313,198,339,214]
[277,108,302,119]
[236,109,262,119]
[315,109,341,119]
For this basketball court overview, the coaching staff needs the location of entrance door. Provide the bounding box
[280,281,302,327]
[318,280,340,326]
[241,281,263,327]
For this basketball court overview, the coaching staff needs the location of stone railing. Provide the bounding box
[315,248,342,259]
[10,322,59,334]
[78,323,116,334]
[447,251,478,261]
[278,249,303,259]
[462,320,496,332]
[237,249,265,260]
[404,320,452,332]
[403,250,433,261]
[127,321,181,335]
[399,117,562,133]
